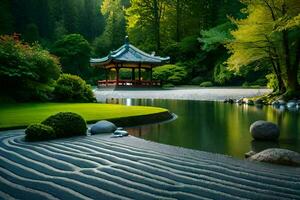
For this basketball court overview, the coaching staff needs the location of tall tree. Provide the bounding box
[94,0,126,55]
[126,0,169,52]
[51,34,91,77]
[227,0,300,96]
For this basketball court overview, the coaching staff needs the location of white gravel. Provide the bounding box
[94,87,272,102]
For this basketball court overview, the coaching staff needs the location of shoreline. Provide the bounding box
[94,87,272,102]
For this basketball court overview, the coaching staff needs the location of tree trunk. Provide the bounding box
[282,30,300,92]
[270,59,285,93]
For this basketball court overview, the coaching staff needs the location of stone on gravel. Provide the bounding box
[250,121,280,141]
[245,151,256,158]
[249,148,300,166]
[90,120,117,134]
[113,130,129,137]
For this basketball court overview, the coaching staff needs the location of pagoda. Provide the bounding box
[90,36,170,87]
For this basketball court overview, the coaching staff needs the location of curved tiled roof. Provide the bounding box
[90,38,170,67]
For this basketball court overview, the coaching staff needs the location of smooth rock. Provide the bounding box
[250,120,280,141]
[254,99,264,105]
[287,101,297,108]
[113,130,129,137]
[224,98,235,104]
[245,151,256,158]
[236,98,244,104]
[247,100,254,105]
[272,101,280,107]
[249,148,300,166]
[90,120,117,134]
[296,101,300,109]
[278,100,286,106]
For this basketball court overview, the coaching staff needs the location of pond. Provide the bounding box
[106,99,300,158]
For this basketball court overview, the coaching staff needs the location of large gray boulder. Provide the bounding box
[90,120,117,134]
[250,120,280,141]
[249,148,300,166]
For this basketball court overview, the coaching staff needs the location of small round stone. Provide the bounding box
[250,120,280,141]
[90,120,117,134]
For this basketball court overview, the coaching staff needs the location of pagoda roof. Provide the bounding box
[90,37,170,68]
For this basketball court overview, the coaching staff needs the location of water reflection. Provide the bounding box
[106,99,300,158]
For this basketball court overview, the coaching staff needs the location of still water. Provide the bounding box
[107,99,300,158]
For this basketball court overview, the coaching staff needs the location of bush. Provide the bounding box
[0,35,61,101]
[153,64,187,85]
[53,74,96,102]
[25,124,56,142]
[42,112,87,138]
[213,63,234,85]
[200,81,213,87]
[51,34,91,78]
[190,76,205,85]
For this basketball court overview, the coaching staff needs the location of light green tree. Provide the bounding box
[94,0,126,55]
[227,0,300,97]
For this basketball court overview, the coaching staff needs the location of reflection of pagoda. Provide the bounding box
[90,36,170,87]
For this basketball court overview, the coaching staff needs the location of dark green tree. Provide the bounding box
[51,34,92,78]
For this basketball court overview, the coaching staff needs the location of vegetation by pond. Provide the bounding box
[1,0,300,101]
[0,103,169,130]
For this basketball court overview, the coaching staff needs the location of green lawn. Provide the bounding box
[0,103,168,130]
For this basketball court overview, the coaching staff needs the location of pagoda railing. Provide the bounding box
[97,79,162,87]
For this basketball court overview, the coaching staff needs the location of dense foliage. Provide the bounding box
[0,36,61,101]
[226,0,300,98]
[42,112,87,138]
[51,34,92,78]
[94,0,127,56]
[153,65,187,85]
[0,0,104,42]
[25,124,56,142]
[53,74,96,102]
[0,0,299,99]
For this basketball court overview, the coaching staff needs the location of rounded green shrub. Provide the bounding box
[42,112,87,138]
[25,124,56,142]
[200,81,213,87]
[53,74,96,102]
[153,64,187,85]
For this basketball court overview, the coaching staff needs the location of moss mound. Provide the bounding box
[25,124,56,142]
[42,112,87,138]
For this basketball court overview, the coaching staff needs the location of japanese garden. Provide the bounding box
[0,0,300,199]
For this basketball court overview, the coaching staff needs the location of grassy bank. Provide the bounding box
[0,103,172,130]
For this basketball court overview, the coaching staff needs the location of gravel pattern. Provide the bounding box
[94,87,272,102]
[0,129,299,200]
